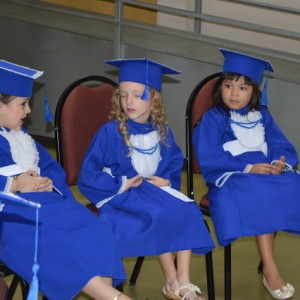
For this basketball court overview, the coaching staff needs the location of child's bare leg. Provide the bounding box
[256,233,285,289]
[82,276,132,300]
[159,252,177,286]
[159,251,205,300]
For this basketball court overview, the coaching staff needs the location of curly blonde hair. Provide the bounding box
[109,86,168,155]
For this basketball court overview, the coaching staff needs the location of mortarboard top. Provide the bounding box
[219,48,274,84]
[0,60,53,122]
[0,191,41,209]
[105,58,180,100]
[0,60,43,98]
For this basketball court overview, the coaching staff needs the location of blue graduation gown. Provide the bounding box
[0,132,126,300]
[193,106,300,246]
[78,119,215,256]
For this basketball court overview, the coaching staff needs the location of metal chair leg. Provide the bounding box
[224,244,231,300]
[129,257,145,286]
[257,260,263,273]
[7,274,29,300]
[205,250,215,300]
[116,283,124,292]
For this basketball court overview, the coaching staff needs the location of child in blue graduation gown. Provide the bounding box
[0,60,130,300]
[193,49,300,299]
[78,58,215,300]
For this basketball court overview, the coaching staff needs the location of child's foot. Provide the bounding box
[162,279,205,300]
[263,276,294,299]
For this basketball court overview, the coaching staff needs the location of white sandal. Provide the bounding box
[162,279,203,300]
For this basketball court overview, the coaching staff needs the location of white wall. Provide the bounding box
[1,10,300,156]
[157,0,300,55]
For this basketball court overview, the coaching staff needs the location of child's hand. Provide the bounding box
[271,156,286,174]
[146,176,170,187]
[33,176,53,192]
[124,175,143,191]
[16,172,53,192]
[249,157,286,175]
[249,163,274,174]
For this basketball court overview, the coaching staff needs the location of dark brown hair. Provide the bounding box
[213,72,261,112]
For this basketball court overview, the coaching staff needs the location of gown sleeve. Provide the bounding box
[193,108,249,185]
[155,128,184,191]
[35,141,73,197]
[78,123,125,206]
[262,108,299,167]
[0,136,15,191]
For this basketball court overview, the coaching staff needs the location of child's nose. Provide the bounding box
[232,87,239,96]
[26,105,31,114]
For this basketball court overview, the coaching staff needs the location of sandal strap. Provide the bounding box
[113,292,123,300]
[181,284,202,300]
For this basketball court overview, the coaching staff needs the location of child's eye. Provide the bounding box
[120,93,127,99]
[240,86,248,91]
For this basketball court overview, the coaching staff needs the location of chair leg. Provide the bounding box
[257,260,263,273]
[205,251,215,300]
[224,244,231,300]
[116,283,124,292]
[7,274,28,300]
[129,257,145,286]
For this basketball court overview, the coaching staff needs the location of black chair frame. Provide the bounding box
[186,72,231,300]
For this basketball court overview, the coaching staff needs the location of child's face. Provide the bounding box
[119,81,151,124]
[221,76,253,110]
[0,97,31,130]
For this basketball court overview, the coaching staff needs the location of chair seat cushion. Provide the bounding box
[200,193,210,208]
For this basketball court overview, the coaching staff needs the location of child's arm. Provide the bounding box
[263,109,298,168]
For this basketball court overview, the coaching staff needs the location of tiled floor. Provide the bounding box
[4,146,300,300]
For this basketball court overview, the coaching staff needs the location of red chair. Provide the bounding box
[54,75,145,290]
[185,72,234,300]
[0,278,8,300]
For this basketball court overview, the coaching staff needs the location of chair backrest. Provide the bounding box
[54,75,117,186]
[185,72,221,203]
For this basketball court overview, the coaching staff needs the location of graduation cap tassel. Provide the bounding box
[261,79,269,106]
[27,208,40,300]
[141,59,150,101]
[141,80,149,101]
[42,75,53,123]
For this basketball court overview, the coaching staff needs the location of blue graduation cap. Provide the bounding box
[219,48,275,105]
[0,192,41,300]
[0,60,53,122]
[105,58,180,100]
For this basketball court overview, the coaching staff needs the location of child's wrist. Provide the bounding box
[11,176,19,193]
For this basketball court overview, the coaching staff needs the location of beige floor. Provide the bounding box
[4,147,300,300]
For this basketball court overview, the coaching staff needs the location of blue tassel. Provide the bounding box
[44,95,53,123]
[27,208,40,300]
[27,264,39,300]
[141,59,150,101]
[261,79,269,106]
[42,75,53,123]
[141,81,149,101]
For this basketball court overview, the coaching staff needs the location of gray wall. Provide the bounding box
[1,15,300,157]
